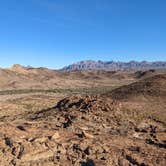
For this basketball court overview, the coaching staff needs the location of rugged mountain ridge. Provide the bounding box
[62,60,166,71]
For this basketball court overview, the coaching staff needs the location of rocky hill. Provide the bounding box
[0,92,165,165]
[62,60,166,71]
[109,73,166,100]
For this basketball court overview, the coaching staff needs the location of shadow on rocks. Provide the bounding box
[80,159,95,166]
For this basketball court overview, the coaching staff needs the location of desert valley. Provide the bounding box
[0,61,165,166]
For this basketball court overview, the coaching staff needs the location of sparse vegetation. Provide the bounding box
[0,86,118,96]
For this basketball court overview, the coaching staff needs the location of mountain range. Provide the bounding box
[62,60,166,71]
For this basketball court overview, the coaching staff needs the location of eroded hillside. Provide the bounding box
[0,65,138,90]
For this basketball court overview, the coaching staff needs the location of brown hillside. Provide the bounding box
[108,74,166,100]
[0,66,137,90]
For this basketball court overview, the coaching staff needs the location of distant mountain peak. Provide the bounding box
[11,64,25,68]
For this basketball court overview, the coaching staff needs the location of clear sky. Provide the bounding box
[0,0,166,69]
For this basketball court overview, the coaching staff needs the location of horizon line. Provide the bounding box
[1,59,166,70]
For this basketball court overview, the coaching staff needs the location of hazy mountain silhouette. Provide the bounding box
[62,60,166,71]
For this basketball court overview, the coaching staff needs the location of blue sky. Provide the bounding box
[0,0,166,69]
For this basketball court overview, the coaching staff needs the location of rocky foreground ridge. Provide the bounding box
[0,93,165,165]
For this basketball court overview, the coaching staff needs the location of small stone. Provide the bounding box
[82,131,94,139]
[52,132,60,141]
